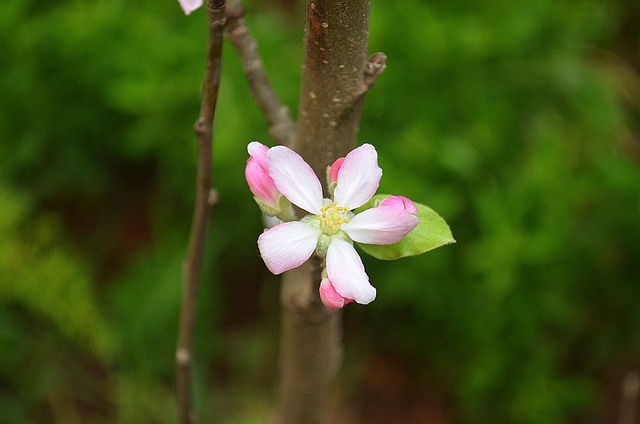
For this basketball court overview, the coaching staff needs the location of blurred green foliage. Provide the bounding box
[1,0,639,422]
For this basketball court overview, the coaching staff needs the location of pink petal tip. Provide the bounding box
[320,277,354,310]
[379,195,419,214]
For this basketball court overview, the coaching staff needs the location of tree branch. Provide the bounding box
[275,259,342,424]
[176,1,225,423]
[294,0,375,183]
[273,1,376,423]
[225,1,296,147]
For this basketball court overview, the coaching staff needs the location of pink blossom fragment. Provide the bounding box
[320,277,354,310]
[328,157,345,185]
[178,0,203,15]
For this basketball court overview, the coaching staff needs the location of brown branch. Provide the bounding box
[293,0,375,184]
[275,259,342,424]
[225,2,296,147]
[176,1,225,423]
[273,1,376,424]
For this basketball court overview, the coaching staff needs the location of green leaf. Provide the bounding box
[355,195,455,260]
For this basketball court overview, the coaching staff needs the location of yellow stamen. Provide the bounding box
[317,201,350,234]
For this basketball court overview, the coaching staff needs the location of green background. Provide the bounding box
[1,0,639,422]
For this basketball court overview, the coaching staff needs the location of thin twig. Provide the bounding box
[225,1,296,147]
[176,1,225,423]
[619,370,640,424]
[361,52,387,92]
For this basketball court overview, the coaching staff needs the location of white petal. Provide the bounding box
[326,238,376,304]
[342,207,419,245]
[178,0,202,15]
[248,141,266,154]
[333,144,382,210]
[267,146,323,214]
[258,222,320,275]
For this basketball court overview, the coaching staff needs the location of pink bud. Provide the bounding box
[378,195,419,214]
[319,277,355,310]
[328,157,345,185]
[245,142,281,207]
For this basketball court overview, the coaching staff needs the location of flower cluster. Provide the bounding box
[245,142,419,309]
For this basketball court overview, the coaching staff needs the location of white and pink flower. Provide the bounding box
[249,143,419,308]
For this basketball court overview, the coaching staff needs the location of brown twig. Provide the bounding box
[176,1,225,423]
[225,1,296,147]
[362,52,387,92]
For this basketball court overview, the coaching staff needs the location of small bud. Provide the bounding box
[326,157,345,197]
[329,157,345,184]
[319,276,354,310]
[246,142,283,214]
[378,195,419,214]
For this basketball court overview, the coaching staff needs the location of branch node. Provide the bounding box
[212,17,227,28]
[193,117,208,137]
[176,348,192,367]
[208,0,226,13]
[362,52,387,90]
[207,189,219,206]
[207,0,227,27]
[224,0,245,21]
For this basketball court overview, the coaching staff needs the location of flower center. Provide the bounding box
[317,201,350,234]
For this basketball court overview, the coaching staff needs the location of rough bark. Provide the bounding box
[294,0,372,187]
[273,1,375,423]
[275,260,342,424]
